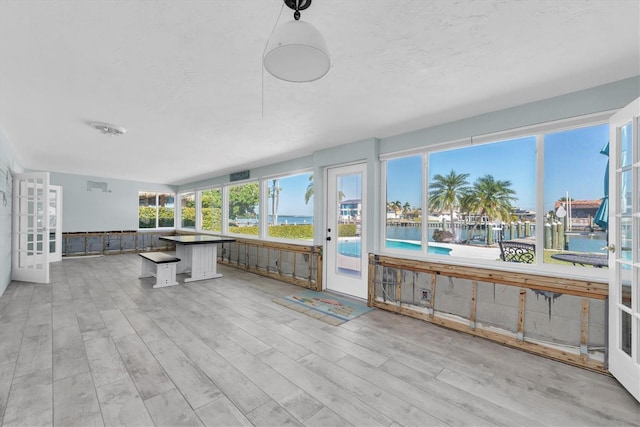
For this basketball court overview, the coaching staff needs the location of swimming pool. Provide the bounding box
[338,239,451,256]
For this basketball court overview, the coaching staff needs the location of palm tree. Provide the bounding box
[402,202,411,219]
[459,192,475,219]
[304,174,313,205]
[305,173,344,206]
[269,179,281,225]
[392,200,402,217]
[428,170,470,231]
[467,174,516,229]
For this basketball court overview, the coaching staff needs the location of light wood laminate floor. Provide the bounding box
[0,254,637,426]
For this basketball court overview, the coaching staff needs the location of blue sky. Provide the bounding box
[276,123,609,217]
[543,124,609,211]
[337,173,362,201]
[274,172,364,216]
[387,123,609,213]
[270,172,313,216]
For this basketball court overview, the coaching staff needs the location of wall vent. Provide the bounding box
[87,181,108,192]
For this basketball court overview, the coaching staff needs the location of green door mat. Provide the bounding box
[274,290,373,325]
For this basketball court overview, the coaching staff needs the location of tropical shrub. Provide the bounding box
[338,224,358,237]
[229,225,259,235]
[267,224,313,240]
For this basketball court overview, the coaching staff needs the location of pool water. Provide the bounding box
[338,239,451,257]
[565,234,607,253]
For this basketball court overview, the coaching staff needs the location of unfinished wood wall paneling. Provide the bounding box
[372,255,607,299]
[367,256,376,306]
[293,252,298,280]
[255,245,260,271]
[217,237,322,291]
[244,242,249,268]
[373,298,606,373]
[98,232,314,292]
[367,254,608,373]
[266,247,271,273]
[429,272,437,317]
[315,250,323,292]
[63,231,174,256]
[517,288,527,341]
[581,299,590,360]
[470,281,478,329]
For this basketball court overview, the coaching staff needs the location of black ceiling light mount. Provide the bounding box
[263,0,330,83]
[284,0,312,20]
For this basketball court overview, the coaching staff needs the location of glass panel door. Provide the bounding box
[608,98,639,403]
[325,163,367,299]
[12,172,50,283]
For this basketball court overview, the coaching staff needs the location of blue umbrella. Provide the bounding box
[593,142,609,230]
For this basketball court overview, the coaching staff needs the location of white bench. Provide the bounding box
[138,252,180,288]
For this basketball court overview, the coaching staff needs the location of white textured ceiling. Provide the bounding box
[1,0,638,185]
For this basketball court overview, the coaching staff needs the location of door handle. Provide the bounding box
[601,244,615,253]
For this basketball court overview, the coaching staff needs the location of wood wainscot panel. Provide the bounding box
[368,254,608,373]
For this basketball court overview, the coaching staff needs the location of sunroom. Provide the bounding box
[0,1,639,425]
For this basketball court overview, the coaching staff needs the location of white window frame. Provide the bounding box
[380,111,615,281]
[138,190,176,230]
[177,190,196,231]
[260,169,314,244]
[197,186,223,234]
[224,179,261,239]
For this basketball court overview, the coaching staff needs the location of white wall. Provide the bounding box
[0,126,17,296]
[380,77,639,154]
[49,172,176,232]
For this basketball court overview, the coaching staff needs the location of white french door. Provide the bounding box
[608,97,639,402]
[325,163,367,299]
[12,172,50,283]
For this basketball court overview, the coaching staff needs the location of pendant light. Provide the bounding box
[263,0,330,83]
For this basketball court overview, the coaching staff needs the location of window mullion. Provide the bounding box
[156,193,160,229]
[535,134,544,264]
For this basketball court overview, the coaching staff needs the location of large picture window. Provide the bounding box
[428,136,536,261]
[385,155,422,251]
[383,118,610,273]
[543,124,609,266]
[180,191,196,230]
[227,181,259,236]
[138,191,174,229]
[200,188,222,233]
[266,172,314,241]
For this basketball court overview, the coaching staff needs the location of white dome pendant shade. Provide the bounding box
[263,20,330,83]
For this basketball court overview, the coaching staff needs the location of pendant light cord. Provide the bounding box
[262,2,286,118]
